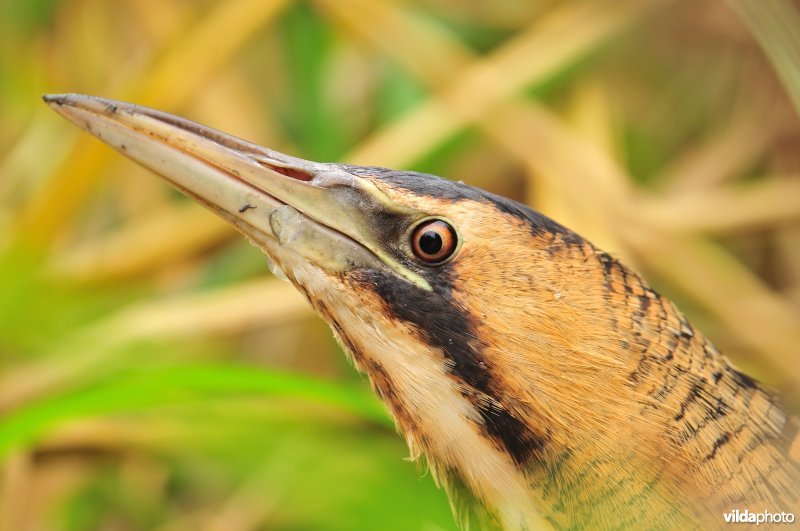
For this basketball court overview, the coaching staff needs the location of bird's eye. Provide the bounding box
[411,219,458,265]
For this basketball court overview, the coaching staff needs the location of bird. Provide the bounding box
[44,94,800,530]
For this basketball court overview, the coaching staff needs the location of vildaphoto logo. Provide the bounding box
[723,509,795,525]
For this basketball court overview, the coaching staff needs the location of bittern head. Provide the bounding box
[45,95,800,530]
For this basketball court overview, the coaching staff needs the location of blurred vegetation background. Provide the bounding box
[1,0,800,529]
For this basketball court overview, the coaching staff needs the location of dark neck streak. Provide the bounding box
[354,267,549,470]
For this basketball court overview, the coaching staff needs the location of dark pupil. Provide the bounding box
[419,230,443,255]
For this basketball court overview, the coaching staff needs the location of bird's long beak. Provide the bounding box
[44,94,425,286]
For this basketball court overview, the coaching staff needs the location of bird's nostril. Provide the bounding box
[256,160,314,181]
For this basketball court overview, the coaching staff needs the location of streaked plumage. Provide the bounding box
[45,94,800,530]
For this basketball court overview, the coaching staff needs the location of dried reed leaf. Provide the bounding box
[641,177,800,233]
[48,204,235,281]
[199,478,278,531]
[566,81,619,160]
[14,0,292,247]
[318,0,473,87]
[483,100,631,254]
[0,279,311,413]
[727,0,800,117]
[347,0,664,167]
[137,0,292,107]
[774,226,800,306]
[0,110,75,223]
[0,453,33,531]
[105,277,310,342]
[659,99,779,192]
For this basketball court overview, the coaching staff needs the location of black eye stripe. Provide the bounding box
[411,219,458,265]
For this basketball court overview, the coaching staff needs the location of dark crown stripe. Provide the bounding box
[343,165,585,245]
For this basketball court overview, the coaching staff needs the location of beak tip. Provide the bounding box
[43,93,97,111]
[43,94,111,124]
[42,93,67,106]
